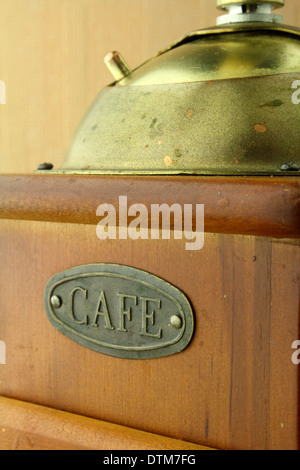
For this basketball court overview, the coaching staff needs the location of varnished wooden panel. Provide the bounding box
[0,219,299,450]
[0,397,209,450]
[0,175,299,239]
[0,0,300,174]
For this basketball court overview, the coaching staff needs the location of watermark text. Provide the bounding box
[96,196,204,251]
[292,340,300,365]
[0,340,6,364]
[102,454,196,466]
[292,80,300,105]
[0,80,6,104]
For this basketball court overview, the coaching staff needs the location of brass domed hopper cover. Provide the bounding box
[57,0,300,175]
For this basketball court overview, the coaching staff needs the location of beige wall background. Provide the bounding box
[0,0,299,174]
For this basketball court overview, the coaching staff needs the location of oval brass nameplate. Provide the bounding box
[44,264,194,360]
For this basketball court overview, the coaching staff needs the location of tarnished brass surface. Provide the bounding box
[60,74,299,175]
[56,23,300,175]
[119,30,300,86]
[44,264,194,360]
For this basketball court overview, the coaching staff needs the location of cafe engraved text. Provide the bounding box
[70,287,162,339]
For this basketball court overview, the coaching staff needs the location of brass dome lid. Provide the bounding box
[56,1,300,176]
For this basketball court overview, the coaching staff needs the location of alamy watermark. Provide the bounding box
[291,340,300,365]
[0,80,6,105]
[96,196,204,251]
[102,454,196,466]
[0,340,6,364]
[292,80,300,105]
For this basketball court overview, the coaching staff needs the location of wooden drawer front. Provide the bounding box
[0,219,299,450]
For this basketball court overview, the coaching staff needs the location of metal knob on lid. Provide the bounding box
[217,0,285,24]
[104,51,132,82]
[217,0,284,7]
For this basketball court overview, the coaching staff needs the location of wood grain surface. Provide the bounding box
[0,0,299,451]
[0,218,299,450]
[0,0,300,174]
[0,174,299,239]
[0,397,211,450]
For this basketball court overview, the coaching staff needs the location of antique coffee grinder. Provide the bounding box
[57,0,300,176]
[0,0,299,450]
